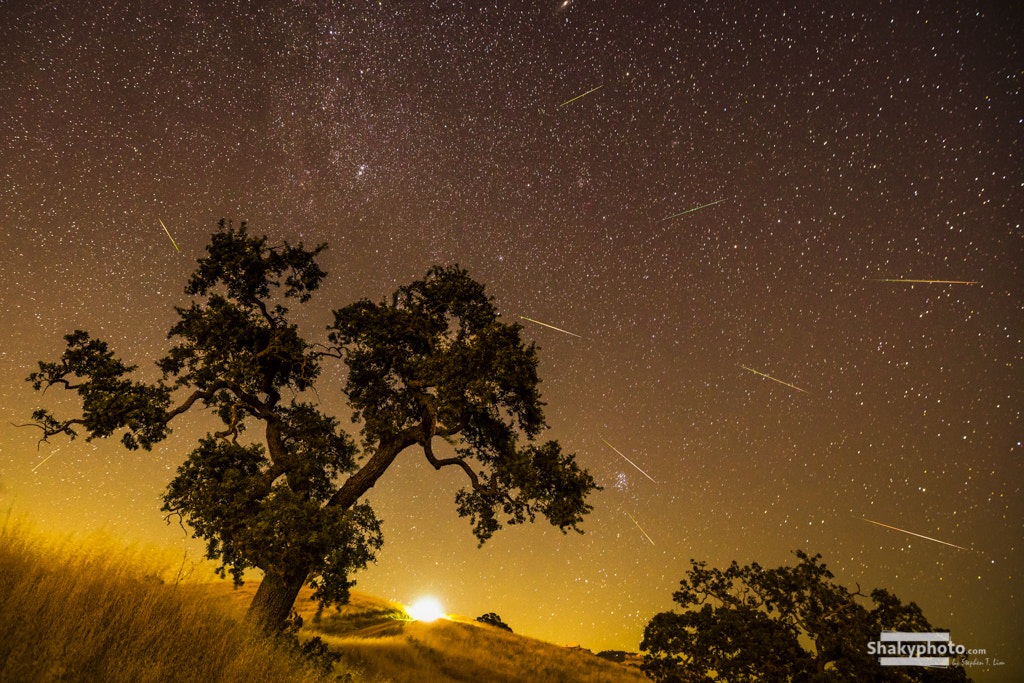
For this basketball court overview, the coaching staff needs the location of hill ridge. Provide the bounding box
[196,582,648,683]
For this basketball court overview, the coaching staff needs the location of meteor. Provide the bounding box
[159,218,181,252]
[658,198,728,221]
[739,365,809,394]
[559,85,603,107]
[858,517,967,551]
[600,437,658,484]
[871,279,977,284]
[31,451,59,473]
[518,316,582,338]
[623,510,655,545]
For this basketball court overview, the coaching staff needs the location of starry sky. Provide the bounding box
[1,0,1021,678]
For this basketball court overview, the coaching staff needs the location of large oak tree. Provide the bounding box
[24,221,599,631]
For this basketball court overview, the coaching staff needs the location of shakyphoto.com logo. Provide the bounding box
[868,631,971,667]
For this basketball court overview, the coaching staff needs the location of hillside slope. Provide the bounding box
[199,582,648,683]
[0,523,330,683]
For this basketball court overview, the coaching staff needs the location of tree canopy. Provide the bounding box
[641,550,972,683]
[25,220,600,631]
[475,613,513,632]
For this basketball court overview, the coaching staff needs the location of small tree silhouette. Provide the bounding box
[476,613,513,632]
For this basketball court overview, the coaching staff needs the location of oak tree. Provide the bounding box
[641,550,972,683]
[24,221,599,632]
[475,613,513,632]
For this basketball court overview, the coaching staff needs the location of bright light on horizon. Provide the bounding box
[406,597,446,622]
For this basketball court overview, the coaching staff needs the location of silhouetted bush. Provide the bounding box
[476,612,513,632]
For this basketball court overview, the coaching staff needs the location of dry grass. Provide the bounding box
[319,617,648,683]
[0,519,647,683]
[202,582,648,682]
[0,520,347,683]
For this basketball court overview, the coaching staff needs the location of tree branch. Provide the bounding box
[254,298,278,329]
[11,419,86,448]
[406,383,466,438]
[327,431,419,510]
[406,386,489,493]
[435,413,467,438]
[221,381,274,420]
[309,342,343,360]
[213,403,248,444]
[421,436,497,496]
[162,508,188,535]
[819,584,865,621]
[164,381,230,422]
[39,378,83,394]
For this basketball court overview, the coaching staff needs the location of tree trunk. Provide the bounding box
[246,565,309,633]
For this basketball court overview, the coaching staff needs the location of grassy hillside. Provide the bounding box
[0,520,646,682]
[0,521,338,683]
[203,582,649,683]
[312,615,649,683]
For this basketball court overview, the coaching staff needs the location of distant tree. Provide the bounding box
[476,612,513,632]
[23,221,600,633]
[641,550,972,683]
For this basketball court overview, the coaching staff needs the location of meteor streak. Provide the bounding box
[31,451,59,473]
[159,218,181,252]
[739,365,809,394]
[623,510,655,545]
[871,279,978,284]
[558,85,603,107]
[658,198,728,221]
[858,517,967,551]
[518,316,582,338]
[600,437,658,484]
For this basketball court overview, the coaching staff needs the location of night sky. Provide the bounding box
[1,1,1020,678]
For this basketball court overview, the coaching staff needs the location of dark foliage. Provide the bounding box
[641,550,973,683]
[24,220,600,632]
[476,612,513,632]
[270,610,344,678]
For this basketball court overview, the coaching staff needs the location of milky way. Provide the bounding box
[1,2,1020,676]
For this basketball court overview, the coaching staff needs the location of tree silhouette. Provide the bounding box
[475,612,513,632]
[24,221,600,632]
[641,550,972,683]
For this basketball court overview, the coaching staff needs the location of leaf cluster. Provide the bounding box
[161,434,381,597]
[454,440,598,544]
[327,265,599,543]
[26,330,172,450]
[186,219,327,306]
[158,221,325,402]
[327,265,543,448]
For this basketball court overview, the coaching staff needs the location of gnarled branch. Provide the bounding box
[421,436,497,496]
[11,418,86,449]
[164,381,230,421]
[213,403,249,444]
